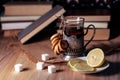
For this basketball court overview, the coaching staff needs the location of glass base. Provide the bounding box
[60,52,86,61]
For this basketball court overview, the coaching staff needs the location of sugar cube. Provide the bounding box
[14,64,23,72]
[48,65,56,73]
[36,62,44,70]
[41,53,50,61]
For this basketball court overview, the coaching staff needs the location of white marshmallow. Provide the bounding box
[41,53,50,61]
[14,64,23,72]
[48,65,56,74]
[36,62,44,70]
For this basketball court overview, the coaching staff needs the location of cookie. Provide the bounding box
[51,36,60,45]
[50,33,68,55]
[51,39,60,50]
[53,44,61,55]
[53,40,69,55]
[50,33,60,41]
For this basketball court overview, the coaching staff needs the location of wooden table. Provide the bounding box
[0,34,120,80]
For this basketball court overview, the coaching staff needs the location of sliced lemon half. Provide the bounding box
[86,48,105,67]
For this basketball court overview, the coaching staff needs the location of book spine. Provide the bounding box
[1,16,40,22]
[1,22,33,30]
[65,15,110,21]
[57,29,110,40]
[84,21,108,28]
[4,3,52,16]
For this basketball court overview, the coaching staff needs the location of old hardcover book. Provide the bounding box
[64,15,110,22]
[1,15,40,22]
[18,5,65,44]
[57,21,109,29]
[4,3,52,16]
[84,21,108,28]
[84,28,110,40]
[57,29,110,40]
[1,21,33,30]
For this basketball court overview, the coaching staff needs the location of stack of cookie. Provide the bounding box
[50,33,68,55]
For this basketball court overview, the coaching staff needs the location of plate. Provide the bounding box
[68,57,110,74]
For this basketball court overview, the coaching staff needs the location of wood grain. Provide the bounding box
[0,35,120,80]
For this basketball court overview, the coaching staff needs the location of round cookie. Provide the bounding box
[50,33,61,41]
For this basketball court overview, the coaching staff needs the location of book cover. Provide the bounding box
[18,5,65,44]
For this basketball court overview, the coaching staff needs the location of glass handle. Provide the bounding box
[84,24,96,48]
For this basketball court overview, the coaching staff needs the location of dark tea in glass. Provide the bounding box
[61,17,96,60]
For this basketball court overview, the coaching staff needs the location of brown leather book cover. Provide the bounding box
[18,5,65,44]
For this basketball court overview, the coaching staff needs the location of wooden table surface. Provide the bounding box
[0,34,120,80]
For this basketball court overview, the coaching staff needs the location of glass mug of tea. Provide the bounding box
[60,17,96,60]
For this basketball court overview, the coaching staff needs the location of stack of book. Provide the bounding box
[1,1,52,37]
[1,10,111,41]
[1,1,111,41]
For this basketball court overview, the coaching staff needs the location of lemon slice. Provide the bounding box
[67,61,78,71]
[68,58,95,72]
[86,48,105,67]
[67,58,80,71]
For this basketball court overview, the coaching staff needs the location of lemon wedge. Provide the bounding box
[86,48,105,67]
